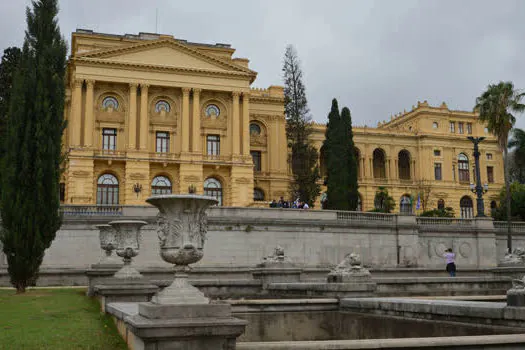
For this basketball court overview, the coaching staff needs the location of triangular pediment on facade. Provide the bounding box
[77,39,255,76]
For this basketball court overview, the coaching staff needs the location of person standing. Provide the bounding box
[443,248,456,277]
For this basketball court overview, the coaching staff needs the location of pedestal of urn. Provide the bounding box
[92,224,122,269]
[109,220,147,280]
[146,194,217,304]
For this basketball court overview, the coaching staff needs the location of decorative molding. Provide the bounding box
[85,80,95,88]
[235,177,251,184]
[193,88,202,95]
[183,175,200,183]
[129,173,147,180]
[232,91,241,98]
[72,170,91,178]
[182,87,191,95]
[250,134,267,146]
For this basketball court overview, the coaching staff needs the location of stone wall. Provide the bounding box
[1,207,524,272]
[1,207,520,272]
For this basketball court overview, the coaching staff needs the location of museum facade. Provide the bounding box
[62,30,503,217]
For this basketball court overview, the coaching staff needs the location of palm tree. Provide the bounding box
[509,128,525,183]
[475,82,525,252]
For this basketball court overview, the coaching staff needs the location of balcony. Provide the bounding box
[94,150,126,159]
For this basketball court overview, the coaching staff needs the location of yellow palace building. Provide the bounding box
[62,30,503,217]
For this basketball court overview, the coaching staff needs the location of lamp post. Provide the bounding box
[467,136,488,217]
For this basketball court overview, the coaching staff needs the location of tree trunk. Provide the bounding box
[15,282,26,294]
[504,146,512,252]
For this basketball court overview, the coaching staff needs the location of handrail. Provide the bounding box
[60,205,123,216]
[336,211,395,222]
[416,217,474,226]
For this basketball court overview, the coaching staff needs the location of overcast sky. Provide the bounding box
[1,0,525,129]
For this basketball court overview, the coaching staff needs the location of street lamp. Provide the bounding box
[467,136,487,217]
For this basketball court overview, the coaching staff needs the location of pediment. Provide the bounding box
[79,40,253,74]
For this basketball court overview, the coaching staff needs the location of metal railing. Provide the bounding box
[60,205,123,216]
[336,211,395,222]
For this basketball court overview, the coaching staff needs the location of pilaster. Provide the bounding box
[69,79,83,148]
[179,163,203,195]
[231,91,240,156]
[181,87,191,153]
[66,154,94,204]
[128,83,138,149]
[84,80,95,148]
[192,88,201,154]
[241,93,250,156]
[124,157,150,205]
[230,165,254,206]
[139,84,149,151]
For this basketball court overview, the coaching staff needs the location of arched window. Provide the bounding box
[97,174,119,205]
[254,188,265,201]
[354,148,361,178]
[490,200,497,217]
[205,104,220,118]
[400,195,412,215]
[398,150,411,180]
[437,199,445,210]
[102,96,119,111]
[204,177,222,206]
[458,153,470,182]
[155,100,171,113]
[373,148,386,179]
[319,146,327,178]
[250,123,261,136]
[151,176,172,195]
[460,196,474,218]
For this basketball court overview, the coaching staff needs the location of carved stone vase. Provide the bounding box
[109,220,148,280]
[94,224,121,267]
[146,194,217,304]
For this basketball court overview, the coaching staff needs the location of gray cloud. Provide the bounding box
[1,0,524,129]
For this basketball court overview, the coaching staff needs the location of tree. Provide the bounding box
[416,180,433,212]
[509,128,525,183]
[323,99,347,209]
[341,107,359,210]
[0,47,22,195]
[0,0,67,293]
[493,182,525,221]
[420,207,455,218]
[475,82,525,252]
[283,45,320,206]
[372,186,395,213]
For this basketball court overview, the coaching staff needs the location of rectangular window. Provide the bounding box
[251,151,262,172]
[487,153,493,160]
[458,122,464,134]
[467,123,473,134]
[487,166,494,183]
[434,163,442,180]
[102,128,117,151]
[449,122,455,133]
[433,149,441,157]
[207,135,220,156]
[156,131,170,153]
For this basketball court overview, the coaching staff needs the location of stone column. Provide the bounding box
[386,157,391,179]
[411,160,416,180]
[232,91,240,156]
[69,79,83,147]
[128,83,138,149]
[192,88,201,153]
[242,92,250,156]
[360,157,365,179]
[84,80,95,148]
[139,84,149,151]
[181,87,191,153]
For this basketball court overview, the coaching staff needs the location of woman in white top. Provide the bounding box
[443,248,456,277]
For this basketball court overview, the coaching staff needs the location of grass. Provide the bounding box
[0,288,127,350]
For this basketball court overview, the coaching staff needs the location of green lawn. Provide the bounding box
[0,288,127,350]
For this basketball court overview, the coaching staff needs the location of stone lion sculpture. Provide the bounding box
[327,252,371,283]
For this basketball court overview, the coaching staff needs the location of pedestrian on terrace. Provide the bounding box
[443,248,456,277]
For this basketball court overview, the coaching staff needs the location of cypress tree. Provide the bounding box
[0,47,22,196]
[324,99,348,210]
[341,107,359,210]
[0,0,67,293]
[283,45,320,206]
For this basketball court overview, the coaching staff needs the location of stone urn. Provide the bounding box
[109,220,148,280]
[146,194,217,304]
[94,224,121,268]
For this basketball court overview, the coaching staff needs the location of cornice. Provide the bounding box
[250,95,285,104]
[72,57,255,81]
[76,38,257,78]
